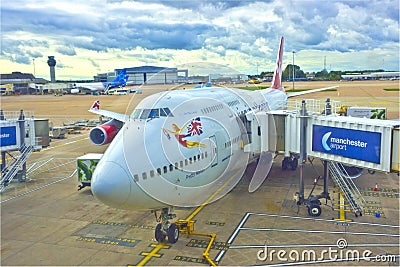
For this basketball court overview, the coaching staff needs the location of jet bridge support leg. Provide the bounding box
[296,100,308,205]
[295,101,329,217]
[319,160,330,202]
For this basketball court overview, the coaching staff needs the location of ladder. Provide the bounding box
[0,145,33,193]
[329,162,366,216]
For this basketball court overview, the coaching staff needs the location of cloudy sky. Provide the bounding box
[1,0,399,80]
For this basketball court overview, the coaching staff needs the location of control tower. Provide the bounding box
[47,56,56,82]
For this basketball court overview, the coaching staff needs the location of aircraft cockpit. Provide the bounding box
[131,108,174,119]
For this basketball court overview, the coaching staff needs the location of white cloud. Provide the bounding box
[1,0,398,80]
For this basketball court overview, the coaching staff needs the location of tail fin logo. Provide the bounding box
[271,36,284,91]
[90,100,100,110]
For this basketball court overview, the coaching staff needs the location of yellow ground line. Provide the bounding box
[135,242,167,266]
[137,168,243,266]
[186,168,242,221]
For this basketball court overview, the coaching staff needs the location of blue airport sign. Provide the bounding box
[312,125,381,164]
[0,126,17,147]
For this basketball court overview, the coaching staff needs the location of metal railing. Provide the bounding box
[1,145,33,193]
[286,99,341,115]
[329,162,366,216]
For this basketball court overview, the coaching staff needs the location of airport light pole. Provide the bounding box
[292,51,295,90]
[32,58,36,77]
[256,62,259,77]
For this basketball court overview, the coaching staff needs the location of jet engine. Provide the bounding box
[334,163,364,179]
[89,119,123,146]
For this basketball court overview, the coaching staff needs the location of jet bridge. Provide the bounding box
[0,110,43,192]
[242,99,399,217]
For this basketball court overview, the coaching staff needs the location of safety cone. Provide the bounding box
[313,178,317,186]
[374,183,379,191]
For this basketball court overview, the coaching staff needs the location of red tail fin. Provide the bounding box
[271,36,284,91]
[91,100,100,110]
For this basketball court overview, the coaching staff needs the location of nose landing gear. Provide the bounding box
[154,208,179,244]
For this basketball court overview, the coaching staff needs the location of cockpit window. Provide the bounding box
[140,109,151,119]
[149,109,159,118]
[132,109,142,119]
[132,108,174,119]
[163,108,172,116]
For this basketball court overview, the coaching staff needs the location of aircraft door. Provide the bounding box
[209,135,218,167]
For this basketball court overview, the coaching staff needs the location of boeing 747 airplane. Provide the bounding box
[88,37,338,243]
[72,68,134,93]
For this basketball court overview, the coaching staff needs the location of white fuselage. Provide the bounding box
[91,87,287,210]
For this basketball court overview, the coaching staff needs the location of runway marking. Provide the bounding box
[214,211,251,263]
[186,239,230,250]
[132,243,169,266]
[229,243,400,249]
[360,191,399,198]
[91,220,155,230]
[135,169,242,266]
[365,187,398,193]
[214,212,400,264]
[185,168,243,221]
[77,235,140,247]
[0,169,77,204]
[206,221,225,226]
[38,136,88,152]
[239,227,399,237]
[173,255,208,264]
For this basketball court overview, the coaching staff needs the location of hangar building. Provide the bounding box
[0,72,36,94]
[114,66,188,85]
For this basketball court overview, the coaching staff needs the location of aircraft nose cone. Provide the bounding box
[91,161,131,208]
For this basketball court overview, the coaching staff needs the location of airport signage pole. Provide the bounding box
[292,51,295,90]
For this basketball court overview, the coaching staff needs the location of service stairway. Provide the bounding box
[0,145,33,193]
[329,162,366,216]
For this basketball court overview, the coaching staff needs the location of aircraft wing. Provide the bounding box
[88,108,129,123]
[287,86,338,98]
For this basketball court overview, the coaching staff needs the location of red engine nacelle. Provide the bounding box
[89,119,122,146]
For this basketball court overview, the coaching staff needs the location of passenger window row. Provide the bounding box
[133,151,209,182]
[224,136,240,148]
[201,104,224,114]
[227,100,240,107]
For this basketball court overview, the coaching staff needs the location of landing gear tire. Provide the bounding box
[282,157,289,170]
[155,224,166,243]
[167,223,179,244]
[282,156,298,171]
[290,158,298,171]
[308,204,322,217]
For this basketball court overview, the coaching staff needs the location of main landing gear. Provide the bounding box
[282,154,298,171]
[154,208,180,244]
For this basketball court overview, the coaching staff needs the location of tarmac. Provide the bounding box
[1,128,399,266]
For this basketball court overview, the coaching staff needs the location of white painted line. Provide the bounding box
[250,212,400,228]
[0,169,77,203]
[229,243,400,249]
[240,227,400,237]
[214,212,251,263]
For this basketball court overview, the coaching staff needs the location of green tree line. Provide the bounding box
[258,66,386,81]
